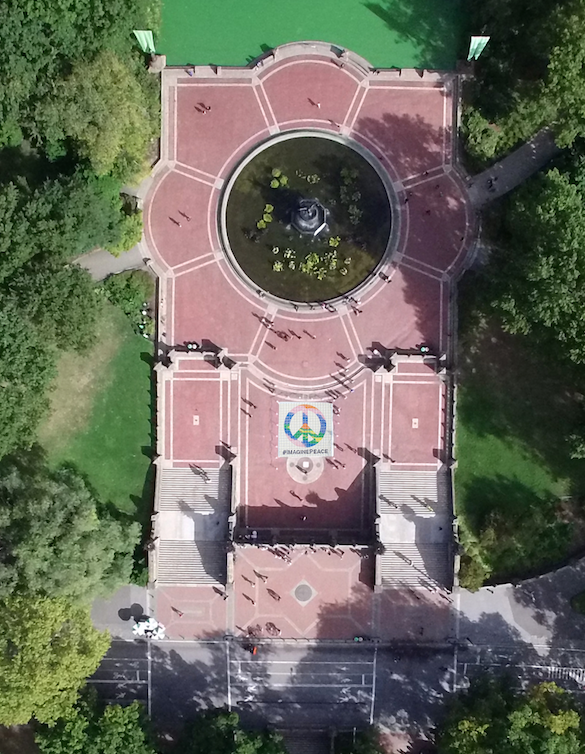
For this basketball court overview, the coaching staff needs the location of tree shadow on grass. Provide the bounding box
[456,474,569,583]
[456,301,585,500]
[363,0,464,70]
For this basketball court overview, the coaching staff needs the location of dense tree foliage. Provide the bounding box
[0,595,109,725]
[0,0,159,728]
[472,139,585,366]
[183,711,287,754]
[9,260,101,351]
[438,677,584,754]
[0,0,159,181]
[36,692,156,754]
[0,0,160,460]
[0,171,144,457]
[37,51,156,180]
[0,171,135,283]
[0,453,139,601]
[464,0,585,162]
[0,303,56,459]
[488,167,585,361]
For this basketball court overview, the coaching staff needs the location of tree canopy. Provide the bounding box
[0,0,159,727]
[0,0,159,181]
[0,453,139,601]
[0,171,134,284]
[0,303,56,459]
[0,171,141,458]
[0,595,110,725]
[0,0,160,461]
[37,51,157,181]
[464,0,585,162]
[438,677,584,754]
[36,692,156,754]
[488,163,585,362]
[183,711,287,754]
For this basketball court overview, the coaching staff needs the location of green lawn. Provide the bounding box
[158,0,465,70]
[38,303,154,527]
[454,303,585,587]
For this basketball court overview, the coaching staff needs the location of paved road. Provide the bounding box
[456,644,585,694]
[229,644,376,729]
[453,556,585,693]
[89,636,454,739]
[88,639,150,708]
[75,245,147,281]
[92,585,149,640]
[468,129,561,207]
[457,558,585,651]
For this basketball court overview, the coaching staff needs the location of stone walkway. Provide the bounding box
[458,556,585,654]
[75,244,146,281]
[468,128,561,207]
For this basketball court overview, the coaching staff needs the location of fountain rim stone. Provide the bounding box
[218,129,401,307]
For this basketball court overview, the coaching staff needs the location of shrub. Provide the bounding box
[106,211,143,256]
[462,106,503,163]
[459,552,490,591]
[102,270,154,319]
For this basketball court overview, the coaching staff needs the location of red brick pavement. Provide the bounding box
[145,53,471,641]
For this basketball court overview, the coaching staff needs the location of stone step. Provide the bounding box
[159,467,224,512]
[157,541,226,585]
[379,543,450,588]
[377,470,449,515]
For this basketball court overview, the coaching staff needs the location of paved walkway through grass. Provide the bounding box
[75,245,147,281]
[468,129,561,207]
[158,0,464,70]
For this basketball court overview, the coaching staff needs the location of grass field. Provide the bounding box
[38,303,154,527]
[158,0,464,70]
[454,286,585,586]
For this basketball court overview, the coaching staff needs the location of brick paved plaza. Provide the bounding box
[143,44,473,643]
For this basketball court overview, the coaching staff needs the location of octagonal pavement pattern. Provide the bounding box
[143,48,474,643]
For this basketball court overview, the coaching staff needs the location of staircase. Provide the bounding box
[157,541,226,586]
[377,470,449,515]
[159,467,224,511]
[155,467,229,586]
[379,543,450,588]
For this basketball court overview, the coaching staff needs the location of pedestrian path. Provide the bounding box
[468,129,561,207]
[74,244,147,281]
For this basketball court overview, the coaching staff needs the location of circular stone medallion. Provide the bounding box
[294,583,315,603]
[287,455,324,483]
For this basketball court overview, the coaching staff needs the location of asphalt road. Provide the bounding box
[89,638,454,739]
[88,639,150,708]
[90,552,585,735]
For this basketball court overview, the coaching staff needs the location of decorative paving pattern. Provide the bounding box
[144,45,473,641]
